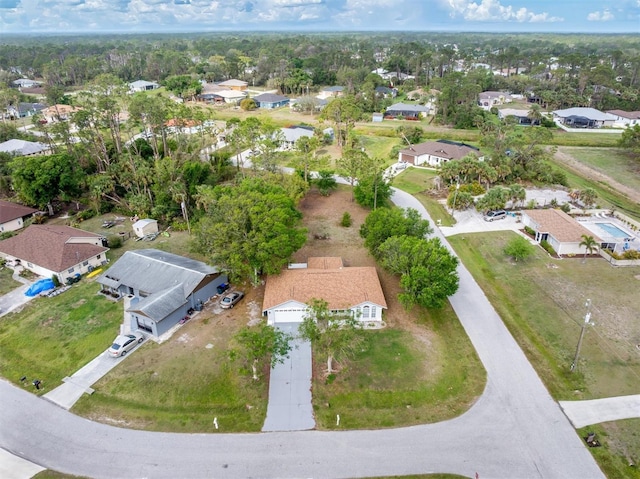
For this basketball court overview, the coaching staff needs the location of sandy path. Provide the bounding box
[552,148,640,205]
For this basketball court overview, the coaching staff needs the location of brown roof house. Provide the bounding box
[521,209,602,256]
[217,79,248,91]
[0,200,38,233]
[262,257,387,326]
[0,225,109,283]
[398,140,483,167]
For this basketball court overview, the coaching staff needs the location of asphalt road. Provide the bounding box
[0,188,605,479]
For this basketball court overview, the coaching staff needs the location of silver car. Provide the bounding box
[108,332,144,357]
[220,291,245,309]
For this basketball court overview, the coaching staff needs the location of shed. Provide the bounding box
[132,219,158,238]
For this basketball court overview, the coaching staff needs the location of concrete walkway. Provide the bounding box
[560,394,640,428]
[262,323,315,432]
[0,270,34,318]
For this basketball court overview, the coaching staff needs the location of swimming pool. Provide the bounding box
[596,222,630,239]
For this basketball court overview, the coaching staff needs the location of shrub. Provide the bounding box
[52,275,60,287]
[0,231,16,240]
[170,219,189,231]
[622,250,640,260]
[340,212,352,227]
[76,209,96,221]
[560,203,571,213]
[107,235,122,248]
[31,213,47,224]
[524,226,536,236]
[526,199,537,209]
[540,240,556,255]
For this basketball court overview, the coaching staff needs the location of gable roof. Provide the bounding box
[129,80,159,89]
[386,103,430,113]
[0,225,108,273]
[479,91,511,100]
[280,126,314,143]
[498,108,533,118]
[0,200,38,223]
[218,79,248,87]
[216,89,247,99]
[523,209,602,243]
[262,257,387,312]
[0,139,50,156]
[606,110,640,120]
[321,86,344,92]
[253,93,289,103]
[97,249,218,296]
[399,140,480,160]
[552,108,616,121]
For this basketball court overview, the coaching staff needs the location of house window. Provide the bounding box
[82,261,89,266]
[97,254,101,260]
[362,306,370,319]
[139,291,149,298]
[371,306,377,318]
[68,267,74,273]
[27,262,33,268]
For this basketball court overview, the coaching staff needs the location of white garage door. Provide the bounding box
[272,308,306,323]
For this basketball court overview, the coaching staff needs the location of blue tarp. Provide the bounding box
[25,278,55,297]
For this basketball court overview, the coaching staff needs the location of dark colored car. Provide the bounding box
[220,291,244,309]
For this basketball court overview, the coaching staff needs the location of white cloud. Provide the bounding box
[446,0,562,22]
[587,9,614,21]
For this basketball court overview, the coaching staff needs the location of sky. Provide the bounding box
[0,0,638,34]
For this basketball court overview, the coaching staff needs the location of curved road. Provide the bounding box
[0,188,604,479]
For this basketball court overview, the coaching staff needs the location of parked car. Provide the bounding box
[108,332,144,357]
[484,210,507,222]
[220,291,245,309]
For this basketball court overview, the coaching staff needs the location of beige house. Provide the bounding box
[262,257,387,326]
[521,209,601,256]
[217,79,248,91]
[0,225,108,282]
[0,200,38,233]
[41,104,80,123]
[398,140,483,167]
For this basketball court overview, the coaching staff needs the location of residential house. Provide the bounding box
[129,80,160,92]
[12,79,41,89]
[280,126,314,149]
[478,91,513,110]
[498,108,540,125]
[215,89,247,104]
[385,103,430,120]
[0,225,108,283]
[253,93,290,109]
[521,209,602,256]
[217,79,248,91]
[552,108,617,128]
[197,83,228,104]
[398,140,482,167]
[606,110,640,128]
[290,96,327,113]
[374,86,397,98]
[0,200,38,233]
[5,102,46,120]
[317,86,344,100]
[132,218,158,238]
[0,139,51,157]
[262,257,387,326]
[41,105,80,123]
[96,249,227,337]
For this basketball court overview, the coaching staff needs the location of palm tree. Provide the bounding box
[527,104,543,126]
[579,235,598,263]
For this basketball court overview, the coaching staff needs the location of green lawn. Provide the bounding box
[312,307,485,430]
[392,168,455,227]
[0,266,21,295]
[0,280,122,392]
[558,147,640,195]
[448,231,640,479]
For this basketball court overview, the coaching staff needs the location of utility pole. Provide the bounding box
[451,176,460,219]
[570,299,592,372]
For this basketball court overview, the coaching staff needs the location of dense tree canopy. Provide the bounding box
[360,207,432,259]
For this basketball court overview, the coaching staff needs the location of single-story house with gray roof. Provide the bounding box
[0,139,51,157]
[253,93,290,109]
[552,108,617,128]
[97,249,227,337]
[385,103,430,119]
[129,80,160,93]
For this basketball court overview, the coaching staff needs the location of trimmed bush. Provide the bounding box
[540,240,556,255]
[340,212,352,227]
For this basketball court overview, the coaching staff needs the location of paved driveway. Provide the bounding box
[262,323,314,432]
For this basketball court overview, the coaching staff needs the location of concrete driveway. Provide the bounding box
[262,323,314,432]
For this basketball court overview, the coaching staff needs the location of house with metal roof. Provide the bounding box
[0,139,51,157]
[253,93,290,109]
[217,79,248,91]
[215,89,247,104]
[96,249,227,337]
[0,200,38,233]
[0,225,108,283]
[398,140,482,167]
[262,257,387,326]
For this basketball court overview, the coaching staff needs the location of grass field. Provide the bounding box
[448,231,640,478]
[0,266,21,295]
[0,280,123,391]
[558,147,640,195]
